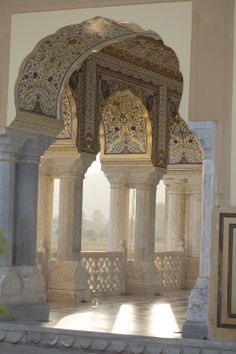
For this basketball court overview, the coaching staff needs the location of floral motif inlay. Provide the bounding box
[102,91,147,154]
[103,36,182,80]
[17,17,134,118]
[58,91,72,139]
[169,115,202,164]
[17,16,182,124]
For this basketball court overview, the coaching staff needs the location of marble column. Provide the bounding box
[187,178,202,258]
[163,176,186,251]
[37,159,55,283]
[183,178,202,290]
[14,157,40,266]
[37,161,55,255]
[108,183,129,252]
[0,127,54,320]
[0,131,17,267]
[134,184,157,262]
[127,167,165,295]
[102,166,130,253]
[47,152,95,303]
[183,121,217,339]
[57,173,84,261]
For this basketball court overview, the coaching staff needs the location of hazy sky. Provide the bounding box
[83,154,165,219]
[52,154,165,220]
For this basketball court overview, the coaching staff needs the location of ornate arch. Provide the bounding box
[14,16,182,138]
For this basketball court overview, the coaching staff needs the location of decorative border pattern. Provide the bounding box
[16,17,182,122]
[218,212,236,328]
[0,325,236,353]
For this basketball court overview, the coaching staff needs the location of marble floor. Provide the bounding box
[43,290,189,338]
[5,290,190,339]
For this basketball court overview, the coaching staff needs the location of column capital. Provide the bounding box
[165,164,202,193]
[41,152,95,178]
[0,127,54,164]
[163,175,187,192]
[103,164,165,188]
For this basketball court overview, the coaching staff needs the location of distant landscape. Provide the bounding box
[52,156,166,256]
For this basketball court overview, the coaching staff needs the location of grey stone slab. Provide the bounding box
[0,303,49,322]
[182,348,200,354]
[0,343,75,354]
[202,350,219,354]
[182,320,208,339]
[163,346,181,354]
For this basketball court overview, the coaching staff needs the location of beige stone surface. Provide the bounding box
[126,261,162,295]
[0,267,46,304]
[48,261,91,302]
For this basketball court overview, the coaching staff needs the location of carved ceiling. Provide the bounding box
[102,36,182,81]
[66,48,182,168]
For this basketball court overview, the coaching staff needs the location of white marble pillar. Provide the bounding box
[187,179,202,257]
[102,167,130,252]
[47,152,95,302]
[0,134,17,267]
[58,174,84,261]
[183,121,217,339]
[55,154,94,261]
[0,127,54,320]
[127,167,165,295]
[134,184,156,262]
[163,176,186,251]
[37,161,54,259]
[108,183,129,251]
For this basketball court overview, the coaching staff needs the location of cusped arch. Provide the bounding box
[100,90,152,161]
[14,16,182,137]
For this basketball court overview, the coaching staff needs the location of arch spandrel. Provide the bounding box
[168,115,203,165]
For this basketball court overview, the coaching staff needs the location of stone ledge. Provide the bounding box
[0,303,49,321]
[0,323,235,353]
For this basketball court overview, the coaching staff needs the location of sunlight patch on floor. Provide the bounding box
[54,311,93,330]
[148,303,180,337]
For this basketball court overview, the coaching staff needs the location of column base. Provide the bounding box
[126,261,162,295]
[0,266,48,321]
[48,261,91,303]
[182,320,208,339]
[182,277,209,339]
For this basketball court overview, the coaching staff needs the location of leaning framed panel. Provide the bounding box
[218,212,236,327]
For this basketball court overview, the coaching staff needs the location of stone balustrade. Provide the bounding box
[37,250,185,296]
[80,251,126,295]
[154,251,185,290]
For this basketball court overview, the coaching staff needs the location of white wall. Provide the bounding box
[231,0,236,206]
[8,1,192,125]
